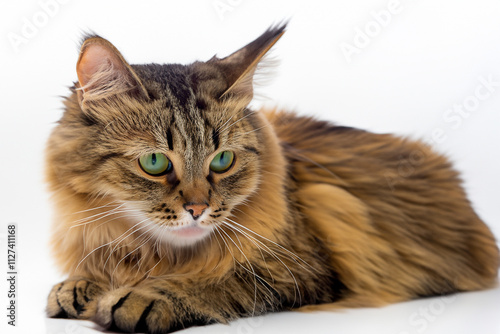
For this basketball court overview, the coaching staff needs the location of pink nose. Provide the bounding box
[183,203,208,219]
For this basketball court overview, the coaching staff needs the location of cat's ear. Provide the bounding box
[76,35,149,104]
[211,23,286,100]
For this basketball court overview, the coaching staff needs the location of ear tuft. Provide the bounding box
[76,35,148,103]
[212,22,287,100]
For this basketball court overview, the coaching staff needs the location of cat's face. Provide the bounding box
[50,27,285,247]
[85,72,263,247]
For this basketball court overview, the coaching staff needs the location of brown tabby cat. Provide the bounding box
[46,23,499,333]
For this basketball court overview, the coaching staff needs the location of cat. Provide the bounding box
[46,23,499,333]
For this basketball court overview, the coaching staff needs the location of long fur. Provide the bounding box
[45,24,499,333]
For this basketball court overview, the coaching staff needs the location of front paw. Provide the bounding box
[47,278,104,319]
[94,288,172,333]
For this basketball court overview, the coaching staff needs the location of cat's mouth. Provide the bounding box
[124,202,216,247]
[168,223,211,239]
[158,220,214,247]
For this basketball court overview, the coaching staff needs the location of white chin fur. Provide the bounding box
[151,222,213,247]
[123,203,213,247]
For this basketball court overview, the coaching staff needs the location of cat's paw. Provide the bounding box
[46,278,104,319]
[94,287,172,333]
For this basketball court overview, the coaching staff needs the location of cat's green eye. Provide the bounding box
[139,153,172,176]
[210,151,234,173]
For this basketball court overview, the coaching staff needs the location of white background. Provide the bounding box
[1,0,499,333]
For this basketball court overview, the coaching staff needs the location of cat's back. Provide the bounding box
[263,108,498,301]
[263,108,450,187]
[263,107,472,214]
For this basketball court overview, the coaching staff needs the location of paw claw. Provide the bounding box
[95,288,172,333]
[47,279,104,319]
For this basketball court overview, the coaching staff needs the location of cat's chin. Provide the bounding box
[152,222,213,247]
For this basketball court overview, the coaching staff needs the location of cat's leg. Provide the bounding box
[47,277,105,319]
[294,183,419,306]
[93,284,223,333]
[295,182,498,306]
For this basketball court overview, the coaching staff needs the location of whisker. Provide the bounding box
[230,123,270,138]
[144,254,165,280]
[86,213,145,238]
[217,110,258,136]
[75,217,150,271]
[207,228,224,273]
[218,225,259,315]
[69,204,139,228]
[222,223,278,307]
[70,210,143,230]
[72,200,123,215]
[111,222,157,287]
[222,222,274,283]
[214,226,237,272]
[103,218,153,270]
[223,220,303,306]
[225,217,316,273]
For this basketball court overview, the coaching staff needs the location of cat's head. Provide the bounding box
[48,24,286,247]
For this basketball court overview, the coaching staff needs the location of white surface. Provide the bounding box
[45,287,500,334]
[1,0,499,333]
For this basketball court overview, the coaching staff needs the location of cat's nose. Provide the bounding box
[183,202,208,220]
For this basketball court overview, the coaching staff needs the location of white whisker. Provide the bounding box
[72,200,122,215]
[226,217,316,273]
[222,223,278,307]
[218,225,259,315]
[111,222,157,287]
[217,110,258,136]
[103,218,153,270]
[223,219,305,306]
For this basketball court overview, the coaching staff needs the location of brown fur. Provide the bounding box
[46,24,499,333]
